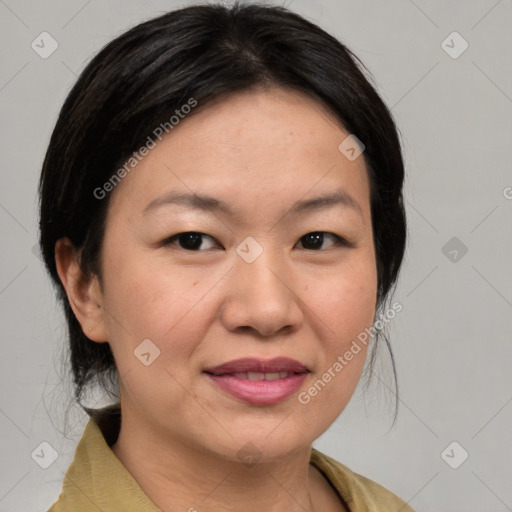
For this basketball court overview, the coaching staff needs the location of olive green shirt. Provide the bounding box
[49,408,414,511]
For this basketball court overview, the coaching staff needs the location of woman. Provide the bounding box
[39,2,411,510]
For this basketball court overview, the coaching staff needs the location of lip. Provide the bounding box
[204,357,310,405]
[204,357,309,375]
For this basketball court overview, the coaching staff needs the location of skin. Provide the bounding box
[56,87,377,512]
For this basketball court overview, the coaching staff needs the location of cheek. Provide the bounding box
[98,257,228,412]
[309,256,377,342]
[100,251,228,362]
[301,255,377,402]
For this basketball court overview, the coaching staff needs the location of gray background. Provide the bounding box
[1,0,511,510]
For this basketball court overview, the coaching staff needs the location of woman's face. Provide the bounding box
[93,87,377,461]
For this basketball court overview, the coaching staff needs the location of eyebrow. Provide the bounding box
[143,190,364,220]
[143,192,233,215]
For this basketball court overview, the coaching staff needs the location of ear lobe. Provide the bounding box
[55,238,108,342]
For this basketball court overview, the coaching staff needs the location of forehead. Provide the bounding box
[107,87,371,222]
[167,87,352,166]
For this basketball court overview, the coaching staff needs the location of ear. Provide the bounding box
[55,238,108,342]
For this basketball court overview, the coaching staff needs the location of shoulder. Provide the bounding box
[310,448,415,512]
[48,406,160,511]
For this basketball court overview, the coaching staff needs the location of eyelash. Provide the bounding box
[162,231,351,252]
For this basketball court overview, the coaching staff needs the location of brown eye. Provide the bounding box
[164,232,217,251]
[297,232,346,250]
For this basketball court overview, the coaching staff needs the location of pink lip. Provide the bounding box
[204,357,309,375]
[204,357,309,405]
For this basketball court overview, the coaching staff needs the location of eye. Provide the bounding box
[296,231,348,251]
[163,232,219,251]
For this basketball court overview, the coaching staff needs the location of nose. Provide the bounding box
[219,248,304,338]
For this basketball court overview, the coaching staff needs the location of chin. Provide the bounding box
[199,415,320,465]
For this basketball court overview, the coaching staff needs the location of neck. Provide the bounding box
[111,409,322,512]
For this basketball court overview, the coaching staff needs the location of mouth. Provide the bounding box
[221,371,298,381]
[203,356,310,376]
[203,357,310,405]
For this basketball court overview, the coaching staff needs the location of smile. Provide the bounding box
[230,371,294,381]
[204,357,310,405]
